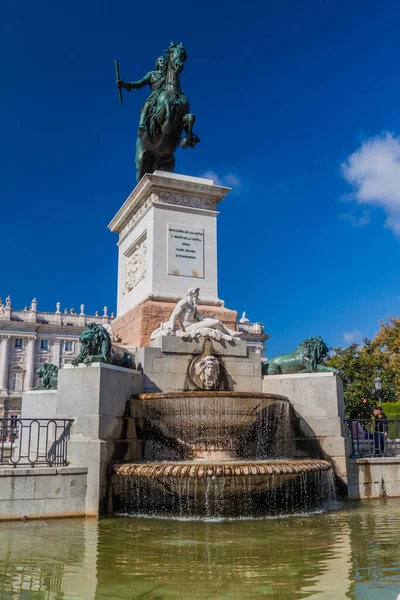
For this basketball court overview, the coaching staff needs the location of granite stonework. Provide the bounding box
[56,363,144,516]
[347,457,400,499]
[112,298,238,348]
[21,390,58,419]
[108,172,231,317]
[262,372,350,489]
[136,345,262,393]
[0,466,88,521]
[151,335,248,356]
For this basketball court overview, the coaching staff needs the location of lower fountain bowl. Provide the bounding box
[112,459,334,518]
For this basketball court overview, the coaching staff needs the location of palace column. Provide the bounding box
[25,336,36,391]
[0,335,11,393]
[52,340,61,368]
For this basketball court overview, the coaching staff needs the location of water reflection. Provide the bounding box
[0,500,399,599]
[348,502,400,599]
[0,519,98,600]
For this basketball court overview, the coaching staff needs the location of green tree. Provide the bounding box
[326,317,400,415]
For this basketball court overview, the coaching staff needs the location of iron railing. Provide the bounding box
[0,418,72,467]
[347,418,400,458]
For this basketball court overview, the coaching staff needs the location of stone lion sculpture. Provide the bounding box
[35,364,58,390]
[262,337,338,376]
[194,355,221,390]
[72,322,135,368]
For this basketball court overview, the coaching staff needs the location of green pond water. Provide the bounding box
[0,499,400,600]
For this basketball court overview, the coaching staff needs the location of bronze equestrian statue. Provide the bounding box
[116,43,200,182]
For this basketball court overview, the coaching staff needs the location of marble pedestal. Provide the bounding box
[137,337,262,393]
[262,372,350,491]
[21,390,58,419]
[56,363,144,516]
[112,298,237,348]
[108,171,231,316]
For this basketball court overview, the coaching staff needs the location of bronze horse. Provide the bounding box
[118,43,200,181]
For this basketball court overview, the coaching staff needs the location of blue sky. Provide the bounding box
[1,0,400,355]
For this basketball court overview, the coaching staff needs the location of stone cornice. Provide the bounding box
[108,172,231,234]
[0,325,85,336]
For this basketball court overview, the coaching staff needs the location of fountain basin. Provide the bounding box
[113,459,334,517]
[135,391,290,459]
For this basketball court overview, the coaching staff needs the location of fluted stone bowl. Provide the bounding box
[113,459,333,516]
[135,391,290,459]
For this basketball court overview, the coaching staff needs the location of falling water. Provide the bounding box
[137,392,293,461]
[114,467,336,519]
[113,391,336,518]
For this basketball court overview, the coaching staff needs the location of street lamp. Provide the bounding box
[374,376,382,407]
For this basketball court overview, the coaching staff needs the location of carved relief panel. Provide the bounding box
[124,234,147,294]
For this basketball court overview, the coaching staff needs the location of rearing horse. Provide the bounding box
[118,43,200,182]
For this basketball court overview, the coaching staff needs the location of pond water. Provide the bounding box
[0,499,400,599]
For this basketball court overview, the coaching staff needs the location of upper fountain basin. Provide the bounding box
[133,391,290,458]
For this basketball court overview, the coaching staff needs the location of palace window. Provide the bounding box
[10,371,23,392]
[40,340,49,351]
[64,341,73,352]
[14,338,23,349]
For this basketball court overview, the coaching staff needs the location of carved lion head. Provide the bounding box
[298,337,329,370]
[79,323,111,361]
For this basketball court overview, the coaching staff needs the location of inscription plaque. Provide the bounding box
[168,224,204,278]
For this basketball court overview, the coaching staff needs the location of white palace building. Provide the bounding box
[0,294,268,421]
[0,296,114,420]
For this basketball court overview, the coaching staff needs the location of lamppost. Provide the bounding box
[374,376,383,408]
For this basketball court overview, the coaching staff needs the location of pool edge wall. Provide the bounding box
[0,466,88,521]
[347,457,400,499]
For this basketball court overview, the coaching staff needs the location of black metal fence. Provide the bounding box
[347,418,400,458]
[0,418,73,467]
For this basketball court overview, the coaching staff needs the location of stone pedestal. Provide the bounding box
[108,171,231,321]
[56,363,144,516]
[112,298,237,348]
[262,372,350,490]
[137,337,262,393]
[18,390,59,467]
[21,390,58,419]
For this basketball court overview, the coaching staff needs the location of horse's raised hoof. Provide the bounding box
[190,135,200,148]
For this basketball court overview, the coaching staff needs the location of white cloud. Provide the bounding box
[343,330,364,345]
[223,173,241,187]
[341,132,400,235]
[200,170,242,189]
